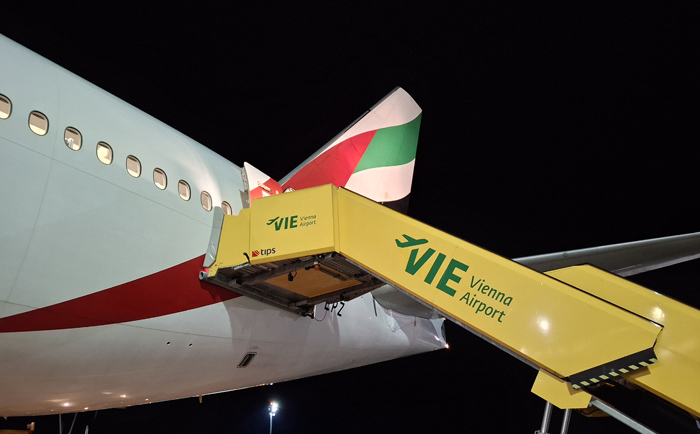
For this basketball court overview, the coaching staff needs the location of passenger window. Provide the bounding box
[64,127,82,151]
[0,94,10,119]
[96,142,113,165]
[153,168,167,190]
[178,180,191,201]
[201,191,212,211]
[221,201,232,215]
[29,111,49,135]
[126,156,141,177]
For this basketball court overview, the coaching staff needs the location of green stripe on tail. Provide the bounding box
[353,113,422,173]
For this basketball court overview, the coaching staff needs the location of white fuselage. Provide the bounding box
[0,35,445,417]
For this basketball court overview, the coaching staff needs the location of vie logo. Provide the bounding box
[396,234,512,323]
[395,234,468,297]
[267,215,298,231]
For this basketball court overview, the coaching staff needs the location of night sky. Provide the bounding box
[3,2,700,433]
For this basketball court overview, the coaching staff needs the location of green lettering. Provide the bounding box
[405,248,435,275]
[290,215,298,228]
[425,253,446,285]
[436,259,469,297]
[503,296,513,306]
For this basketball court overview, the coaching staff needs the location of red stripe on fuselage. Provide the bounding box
[0,256,239,333]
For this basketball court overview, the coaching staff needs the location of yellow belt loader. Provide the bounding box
[202,185,700,434]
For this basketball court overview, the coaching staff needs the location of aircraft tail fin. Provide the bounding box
[242,162,283,202]
[278,87,422,212]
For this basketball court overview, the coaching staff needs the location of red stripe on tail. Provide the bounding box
[282,130,376,190]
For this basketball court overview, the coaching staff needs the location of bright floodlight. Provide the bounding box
[268,401,279,434]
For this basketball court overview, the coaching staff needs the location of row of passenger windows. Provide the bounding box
[0,93,233,215]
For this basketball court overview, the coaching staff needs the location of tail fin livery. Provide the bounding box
[242,88,422,212]
[282,87,422,211]
[242,162,284,202]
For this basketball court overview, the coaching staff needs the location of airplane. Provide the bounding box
[0,33,445,417]
[2,33,700,432]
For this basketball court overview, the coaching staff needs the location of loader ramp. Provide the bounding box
[202,184,700,418]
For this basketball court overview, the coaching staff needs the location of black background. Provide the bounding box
[3,2,700,433]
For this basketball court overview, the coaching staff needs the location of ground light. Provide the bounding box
[268,401,279,434]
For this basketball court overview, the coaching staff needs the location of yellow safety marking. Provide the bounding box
[569,354,657,390]
[548,265,700,417]
[531,370,592,409]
